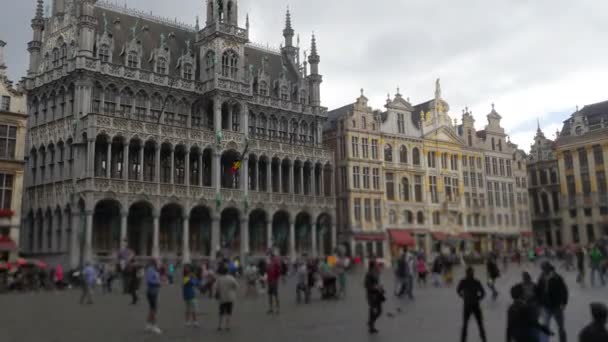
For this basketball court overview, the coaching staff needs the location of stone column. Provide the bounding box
[289,218,296,261]
[278,162,283,193]
[299,164,304,195]
[123,143,129,180]
[87,139,95,178]
[311,220,318,257]
[241,103,249,136]
[185,151,191,186]
[214,151,221,192]
[587,147,597,192]
[214,98,222,132]
[252,159,258,191]
[182,214,191,263]
[242,157,249,195]
[320,167,325,196]
[311,166,317,196]
[138,144,144,181]
[266,161,272,193]
[199,153,204,186]
[211,214,220,259]
[170,147,175,184]
[84,211,93,263]
[106,143,112,178]
[266,221,273,251]
[240,217,249,260]
[69,212,81,269]
[155,146,161,183]
[331,223,337,252]
[289,161,295,193]
[152,213,160,259]
[120,210,128,246]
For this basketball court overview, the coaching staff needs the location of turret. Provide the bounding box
[0,39,6,79]
[27,0,45,76]
[206,0,239,26]
[307,34,322,107]
[76,0,98,58]
[52,0,65,18]
[282,8,298,64]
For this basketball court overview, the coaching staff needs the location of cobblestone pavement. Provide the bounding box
[1,263,606,342]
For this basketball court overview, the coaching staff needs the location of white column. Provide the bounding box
[123,143,129,180]
[69,212,81,269]
[211,214,220,259]
[152,213,160,258]
[106,143,112,178]
[214,98,222,132]
[242,157,249,195]
[120,210,128,246]
[185,151,191,186]
[84,211,93,263]
[182,214,191,263]
[214,151,221,192]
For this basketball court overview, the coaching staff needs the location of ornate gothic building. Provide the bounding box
[22,0,335,268]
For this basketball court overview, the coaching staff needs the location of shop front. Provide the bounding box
[0,234,17,262]
[351,232,386,264]
[388,229,415,260]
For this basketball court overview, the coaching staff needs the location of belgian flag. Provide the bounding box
[229,141,249,175]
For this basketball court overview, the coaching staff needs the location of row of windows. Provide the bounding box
[530,168,558,186]
[484,156,513,177]
[564,145,604,170]
[463,172,484,189]
[0,125,17,160]
[385,173,424,202]
[566,171,608,196]
[487,181,515,208]
[353,198,382,223]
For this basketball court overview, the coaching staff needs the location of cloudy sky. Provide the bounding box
[2,0,607,150]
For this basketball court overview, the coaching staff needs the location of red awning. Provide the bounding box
[388,229,415,247]
[521,231,533,237]
[0,235,17,252]
[432,232,447,241]
[353,233,386,242]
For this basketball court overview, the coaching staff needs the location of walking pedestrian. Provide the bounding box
[335,254,347,298]
[266,253,281,314]
[589,244,605,287]
[183,265,200,327]
[579,302,608,342]
[126,260,140,305]
[576,246,586,287]
[144,260,162,334]
[295,258,310,304]
[507,284,552,342]
[417,255,428,287]
[537,261,568,342]
[80,263,96,305]
[215,263,239,331]
[431,254,443,287]
[364,260,384,334]
[167,262,175,285]
[486,254,500,300]
[457,267,487,342]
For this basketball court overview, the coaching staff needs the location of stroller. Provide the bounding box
[320,274,337,299]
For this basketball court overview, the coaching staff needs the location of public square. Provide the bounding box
[0,263,604,342]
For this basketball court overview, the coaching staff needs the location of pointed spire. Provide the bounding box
[537,118,541,131]
[310,32,318,57]
[195,16,200,31]
[396,86,401,97]
[36,0,44,18]
[435,78,441,99]
[285,6,292,30]
[246,13,249,30]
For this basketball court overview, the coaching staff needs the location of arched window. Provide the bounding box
[401,177,410,201]
[60,44,67,65]
[399,145,408,164]
[205,51,215,77]
[150,93,163,119]
[269,116,278,139]
[412,147,421,166]
[135,91,148,119]
[290,119,298,142]
[257,113,267,137]
[389,210,397,224]
[156,57,167,74]
[103,85,118,115]
[432,211,441,225]
[299,121,308,143]
[183,63,193,80]
[52,48,60,68]
[384,144,393,162]
[119,88,133,115]
[99,44,110,62]
[310,123,316,144]
[91,84,103,113]
[127,51,139,68]
[491,137,495,150]
[404,210,413,224]
[417,211,424,224]
[259,81,268,96]
[280,86,289,101]
[300,90,307,104]
[279,117,288,140]
[467,129,473,146]
[221,50,238,79]
[248,112,256,135]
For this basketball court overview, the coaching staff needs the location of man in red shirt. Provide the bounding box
[267,252,281,314]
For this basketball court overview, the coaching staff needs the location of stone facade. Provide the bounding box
[325,82,531,261]
[553,102,608,246]
[526,125,562,247]
[0,40,28,262]
[22,0,335,268]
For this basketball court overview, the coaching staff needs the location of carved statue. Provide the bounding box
[130,19,140,40]
[102,12,108,33]
[160,33,166,48]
